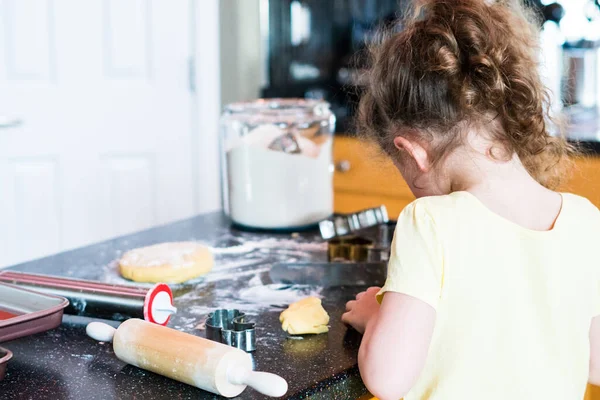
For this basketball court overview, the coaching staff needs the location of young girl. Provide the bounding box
[341,1,600,399]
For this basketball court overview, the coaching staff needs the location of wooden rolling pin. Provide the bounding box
[86,319,288,398]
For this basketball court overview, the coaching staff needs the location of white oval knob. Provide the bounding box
[228,365,288,397]
[335,160,351,173]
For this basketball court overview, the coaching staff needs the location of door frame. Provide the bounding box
[192,0,222,214]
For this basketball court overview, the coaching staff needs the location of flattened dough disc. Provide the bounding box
[118,242,213,283]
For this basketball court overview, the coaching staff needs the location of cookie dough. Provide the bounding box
[118,242,213,283]
[279,297,329,335]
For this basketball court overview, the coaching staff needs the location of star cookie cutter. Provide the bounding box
[205,309,256,352]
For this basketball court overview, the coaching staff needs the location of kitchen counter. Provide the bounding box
[0,213,371,400]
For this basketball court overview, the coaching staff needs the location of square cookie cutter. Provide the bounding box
[205,309,256,352]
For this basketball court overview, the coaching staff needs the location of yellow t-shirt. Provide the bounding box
[377,191,600,400]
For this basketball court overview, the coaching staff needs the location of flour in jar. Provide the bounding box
[225,125,333,229]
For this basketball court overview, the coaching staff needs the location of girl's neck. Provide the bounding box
[445,149,562,231]
[452,152,538,192]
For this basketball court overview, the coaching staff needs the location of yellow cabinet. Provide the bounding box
[333,136,415,219]
[586,384,600,399]
[561,156,600,207]
[334,136,600,216]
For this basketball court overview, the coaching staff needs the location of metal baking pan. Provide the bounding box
[0,346,12,381]
[0,282,69,343]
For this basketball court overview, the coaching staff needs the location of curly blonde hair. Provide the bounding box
[357,0,575,189]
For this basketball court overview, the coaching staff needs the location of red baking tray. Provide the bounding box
[0,282,69,343]
[0,346,12,381]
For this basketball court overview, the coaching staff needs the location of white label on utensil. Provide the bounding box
[151,291,176,325]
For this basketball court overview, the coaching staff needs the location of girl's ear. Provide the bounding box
[393,136,431,173]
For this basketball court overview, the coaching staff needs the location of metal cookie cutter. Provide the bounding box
[319,205,389,240]
[327,236,373,262]
[327,236,390,263]
[206,309,256,352]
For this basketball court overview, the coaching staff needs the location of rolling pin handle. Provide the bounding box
[86,322,117,343]
[227,365,288,398]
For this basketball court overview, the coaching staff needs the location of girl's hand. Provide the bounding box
[341,287,381,334]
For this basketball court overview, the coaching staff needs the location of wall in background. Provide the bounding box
[219,0,264,107]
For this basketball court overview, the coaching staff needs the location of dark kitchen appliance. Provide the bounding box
[261,0,565,133]
[261,0,404,133]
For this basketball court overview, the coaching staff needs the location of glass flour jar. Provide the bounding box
[220,99,335,230]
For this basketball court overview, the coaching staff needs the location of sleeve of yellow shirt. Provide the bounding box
[377,201,444,310]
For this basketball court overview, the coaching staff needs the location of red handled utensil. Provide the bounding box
[0,271,176,325]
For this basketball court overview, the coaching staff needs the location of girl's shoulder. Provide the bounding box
[399,192,475,220]
[394,193,471,235]
[561,192,599,211]
[560,193,600,224]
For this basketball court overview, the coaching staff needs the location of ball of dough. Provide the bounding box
[280,297,329,335]
[118,242,213,283]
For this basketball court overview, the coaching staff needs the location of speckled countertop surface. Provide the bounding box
[0,212,372,400]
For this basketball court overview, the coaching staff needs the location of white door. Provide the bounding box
[0,0,220,267]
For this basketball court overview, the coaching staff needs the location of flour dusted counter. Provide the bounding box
[0,212,371,400]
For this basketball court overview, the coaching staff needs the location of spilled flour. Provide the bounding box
[239,283,322,308]
[101,231,326,286]
[180,272,323,319]
[98,230,327,331]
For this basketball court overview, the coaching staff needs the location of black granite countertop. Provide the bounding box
[0,213,371,400]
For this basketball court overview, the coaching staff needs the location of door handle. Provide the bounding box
[0,116,22,129]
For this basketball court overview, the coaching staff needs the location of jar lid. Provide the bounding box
[222,98,333,127]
